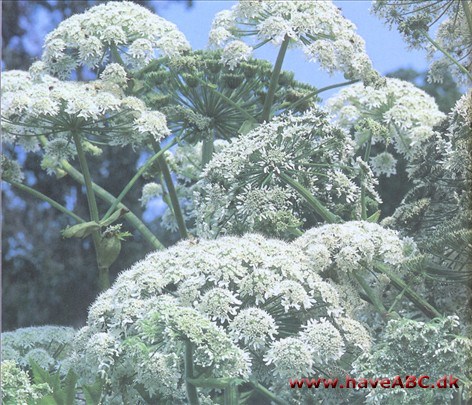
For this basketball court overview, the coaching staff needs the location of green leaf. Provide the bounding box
[100,207,129,228]
[367,210,381,223]
[63,369,78,405]
[61,221,100,239]
[83,379,103,405]
[238,120,258,135]
[36,394,57,405]
[29,359,52,386]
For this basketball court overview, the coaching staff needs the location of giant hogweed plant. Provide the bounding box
[1,1,471,404]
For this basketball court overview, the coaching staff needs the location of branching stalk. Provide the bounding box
[61,160,165,250]
[374,262,442,319]
[7,180,85,224]
[278,172,341,224]
[420,29,472,81]
[102,137,179,221]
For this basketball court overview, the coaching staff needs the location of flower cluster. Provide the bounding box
[294,221,416,318]
[209,0,379,83]
[382,92,471,316]
[372,1,471,84]
[326,78,445,165]
[195,108,379,238]
[1,326,76,373]
[353,316,472,403]
[1,360,51,405]
[41,1,190,77]
[73,229,373,403]
[1,69,170,170]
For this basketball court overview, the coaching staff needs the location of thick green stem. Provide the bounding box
[352,271,397,319]
[37,136,164,250]
[462,1,472,47]
[72,131,109,290]
[361,135,372,220]
[374,262,442,319]
[421,29,472,81]
[110,43,126,66]
[7,180,85,224]
[151,139,188,239]
[278,172,341,224]
[224,381,239,405]
[249,380,285,405]
[72,131,100,223]
[184,341,199,405]
[61,160,165,250]
[102,137,178,221]
[261,35,290,122]
[201,130,214,167]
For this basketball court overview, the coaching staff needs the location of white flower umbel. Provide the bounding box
[1,70,171,162]
[372,1,471,84]
[1,360,51,404]
[353,316,472,403]
[74,231,370,402]
[196,108,376,238]
[294,221,416,314]
[42,1,190,77]
[209,0,379,82]
[370,151,397,177]
[1,325,75,373]
[326,78,445,162]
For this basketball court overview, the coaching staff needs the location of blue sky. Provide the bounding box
[156,0,429,99]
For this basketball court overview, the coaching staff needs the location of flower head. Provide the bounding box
[42,1,190,77]
[209,0,379,82]
[326,78,445,163]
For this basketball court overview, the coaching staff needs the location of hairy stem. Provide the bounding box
[261,35,290,122]
[151,138,188,239]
